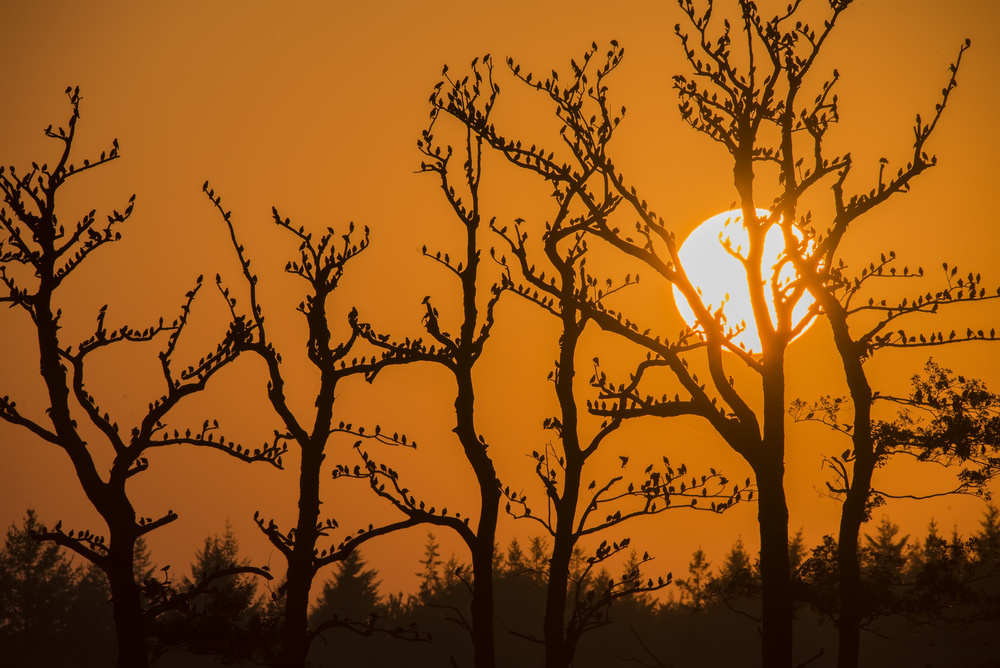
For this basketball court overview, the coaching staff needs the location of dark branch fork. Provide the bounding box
[454,5,991,668]
[0,88,282,667]
[415,48,763,667]
[1,88,280,536]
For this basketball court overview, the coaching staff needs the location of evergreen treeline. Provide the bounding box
[3,3,999,667]
[3,507,998,668]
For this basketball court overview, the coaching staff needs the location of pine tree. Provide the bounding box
[504,539,526,576]
[150,524,268,664]
[676,548,712,611]
[712,538,759,600]
[527,536,549,585]
[860,518,909,619]
[0,510,114,666]
[788,531,806,577]
[972,504,1000,566]
[133,535,156,585]
[616,551,656,616]
[908,520,946,577]
[416,533,442,603]
[798,535,840,620]
[441,554,468,595]
[863,518,909,580]
[969,504,1000,615]
[312,550,382,624]
[0,510,76,639]
[66,561,116,663]
[0,510,77,650]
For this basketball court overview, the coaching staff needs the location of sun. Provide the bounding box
[671,209,816,353]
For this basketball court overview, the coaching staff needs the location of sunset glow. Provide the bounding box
[2,3,999,666]
[671,209,816,352]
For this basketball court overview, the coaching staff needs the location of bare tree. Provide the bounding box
[447,26,814,666]
[469,50,751,667]
[787,139,1000,668]
[635,2,996,667]
[0,89,275,668]
[345,56,509,668]
[425,3,985,666]
[203,188,427,668]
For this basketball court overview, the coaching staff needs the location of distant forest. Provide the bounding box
[3,506,998,667]
[5,1,1000,667]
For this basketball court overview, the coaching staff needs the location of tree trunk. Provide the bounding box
[107,543,148,668]
[279,564,313,668]
[829,310,875,668]
[757,352,793,668]
[543,537,573,668]
[756,460,793,668]
[455,366,498,668]
[470,505,498,668]
[836,389,875,668]
[836,484,867,668]
[543,306,584,668]
[543,463,581,668]
[278,444,324,668]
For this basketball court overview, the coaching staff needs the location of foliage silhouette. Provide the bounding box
[5,508,999,667]
[793,361,1000,666]
[0,509,114,667]
[0,89,274,668]
[150,523,271,664]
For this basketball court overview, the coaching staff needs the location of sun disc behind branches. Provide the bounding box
[671,209,816,353]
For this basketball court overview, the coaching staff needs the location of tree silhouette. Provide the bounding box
[793,360,1000,666]
[427,27,803,666]
[696,0,1000,668]
[204,187,426,668]
[0,89,274,668]
[312,549,382,624]
[0,509,113,666]
[0,509,76,642]
[151,523,269,664]
[797,511,1000,647]
[344,55,510,668]
[439,49,752,665]
[664,4,997,664]
[675,548,712,611]
[471,3,993,666]
[415,533,444,604]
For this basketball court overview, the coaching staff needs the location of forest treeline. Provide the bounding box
[3,506,999,667]
[4,1,1000,667]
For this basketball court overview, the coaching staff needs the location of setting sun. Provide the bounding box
[2,3,998,667]
[671,209,816,353]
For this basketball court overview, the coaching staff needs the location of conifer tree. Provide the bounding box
[151,524,267,663]
[312,550,382,625]
[0,510,115,666]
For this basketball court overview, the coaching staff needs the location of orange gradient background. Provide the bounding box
[2,0,999,599]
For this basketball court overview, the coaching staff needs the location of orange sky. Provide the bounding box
[2,0,1000,598]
